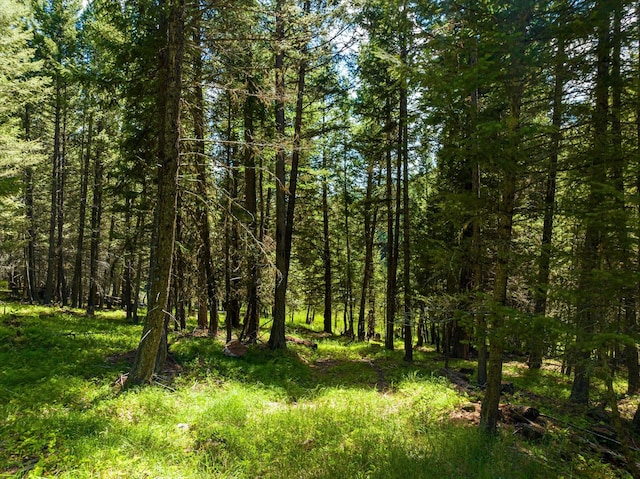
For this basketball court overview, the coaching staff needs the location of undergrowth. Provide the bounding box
[0,303,634,478]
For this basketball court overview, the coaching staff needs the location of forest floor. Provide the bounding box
[0,299,639,478]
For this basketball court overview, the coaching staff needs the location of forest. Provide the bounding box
[2,0,640,476]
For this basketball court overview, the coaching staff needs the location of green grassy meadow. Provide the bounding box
[0,302,635,478]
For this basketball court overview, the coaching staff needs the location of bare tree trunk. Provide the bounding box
[72,113,92,308]
[191,17,218,336]
[23,105,37,303]
[224,94,241,333]
[399,19,412,362]
[44,78,62,304]
[132,208,145,324]
[343,160,354,339]
[270,0,288,350]
[358,162,377,340]
[86,123,104,317]
[270,0,310,349]
[385,96,397,351]
[128,0,184,385]
[243,69,260,343]
[173,204,186,330]
[322,111,333,335]
[56,96,68,305]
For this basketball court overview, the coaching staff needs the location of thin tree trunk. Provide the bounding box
[385,96,396,351]
[571,0,610,404]
[72,113,92,308]
[23,104,37,303]
[480,11,525,430]
[56,96,68,305]
[224,95,241,332]
[44,78,62,304]
[191,18,218,336]
[174,204,186,330]
[86,123,104,317]
[400,19,412,362]
[128,0,184,385]
[529,34,565,369]
[343,159,354,338]
[270,0,288,350]
[631,1,640,395]
[132,209,145,324]
[358,162,376,341]
[270,0,310,349]
[610,1,639,395]
[322,109,333,335]
[243,69,260,343]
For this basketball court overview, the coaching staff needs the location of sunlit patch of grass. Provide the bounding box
[0,302,632,478]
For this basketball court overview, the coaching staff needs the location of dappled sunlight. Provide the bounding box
[0,305,634,478]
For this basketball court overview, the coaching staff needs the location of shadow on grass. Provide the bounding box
[170,331,442,401]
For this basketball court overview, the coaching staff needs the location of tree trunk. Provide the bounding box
[343,160,354,338]
[385,96,397,351]
[128,0,184,385]
[243,68,260,343]
[191,18,218,336]
[44,78,62,305]
[270,0,310,349]
[132,209,145,324]
[631,1,640,396]
[529,34,565,369]
[173,202,186,331]
[71,113,92,309]
[571,0,610,404]
[23,105,37,303]
[322,110,333,335]
[480,10,525,430]
[358,162,377,340]
[224,95,241,333]
[469,42,486,385]
[86,123,104,317]
[400,21,412,362]
[56,96,68,305]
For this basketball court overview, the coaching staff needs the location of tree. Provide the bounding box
[0,0,47,304]
[269,0,312,349]
[128,0,185,385]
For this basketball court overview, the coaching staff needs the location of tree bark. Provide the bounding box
[529,33,565,369]
[358,161,377,340]
[385,95,397,351]
[270,0,310,349]
[343,159,354,338]
[56,96,68,305]
[480,7,526,431]
[72,113,92,308]
[224,95,241,333]
[128,0,184,385]
[322,110,333,335]
[191,17,218,336]
[243,69,260,343]
[23,105,37,303]
[400,19,412,362]
[86,123,104,317]
[631,1,640,396]
[571,0,610,404]
[44,77,62,304]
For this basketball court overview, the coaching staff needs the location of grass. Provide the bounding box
[0,302,635,478]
